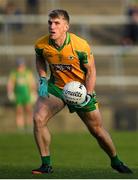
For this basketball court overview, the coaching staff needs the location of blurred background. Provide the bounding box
[0,0,138,133]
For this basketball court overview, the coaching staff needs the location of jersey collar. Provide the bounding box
[49,32,70,51]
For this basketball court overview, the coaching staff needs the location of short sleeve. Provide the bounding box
[35,48,43,58]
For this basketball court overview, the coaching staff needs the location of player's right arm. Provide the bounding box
[7,72,16,102]
[36,53,47,78]
[35,47,49,97]
[35,36,48,78]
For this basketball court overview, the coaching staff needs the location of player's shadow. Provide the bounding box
[0,165,136,179]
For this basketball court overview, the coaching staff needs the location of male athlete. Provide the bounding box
[32,9,132,174]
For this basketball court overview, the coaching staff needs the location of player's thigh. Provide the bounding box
[77,108,103,128]
[16,104,24,114]
[33,94,65,123]
[24,103,32,113]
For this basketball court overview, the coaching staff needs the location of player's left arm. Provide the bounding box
[83,54,96,95]
[73,54,96,108]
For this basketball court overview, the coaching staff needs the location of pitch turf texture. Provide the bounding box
[0,131,137,179]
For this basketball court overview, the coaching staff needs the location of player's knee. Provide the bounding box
[91,126,103,139]
[33,113,45,130]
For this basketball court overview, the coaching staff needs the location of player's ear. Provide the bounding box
[65,23,69,31]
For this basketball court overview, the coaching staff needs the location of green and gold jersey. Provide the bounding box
[35,32,94,89]
[10,69,31,95]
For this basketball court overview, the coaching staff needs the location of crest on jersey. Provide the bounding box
[68,55,74,60]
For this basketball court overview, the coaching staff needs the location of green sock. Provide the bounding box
[111,155,122,166]
[41,156,51,165]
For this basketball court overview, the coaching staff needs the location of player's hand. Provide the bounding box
[74,94,92,108]
[8,92,15,102]
[38,77,49,97]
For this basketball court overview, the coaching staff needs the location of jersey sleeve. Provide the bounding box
[35,42,44,58]
[83,41,91,64]
[34,36,47,58]
[35,47,43,57]
[75,41,91,64]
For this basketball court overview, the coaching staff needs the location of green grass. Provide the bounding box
[0,131,138,179]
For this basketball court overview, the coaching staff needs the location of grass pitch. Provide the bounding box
[0,131,137,179]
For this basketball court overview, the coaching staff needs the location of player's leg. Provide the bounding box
[77,109,133,173]
[77,109,116,157]
[32,94,65,174]
[16,105,25,130]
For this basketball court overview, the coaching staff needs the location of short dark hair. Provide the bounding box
[48,9,70,24]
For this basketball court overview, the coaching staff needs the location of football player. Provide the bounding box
[32,9,132,174]
[7,58,37,130]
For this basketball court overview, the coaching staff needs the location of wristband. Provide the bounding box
[74,94,92,108]
[38,77,48,97]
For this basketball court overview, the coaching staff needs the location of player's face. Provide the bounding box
[48,16,69,41]
[17,64,26,72]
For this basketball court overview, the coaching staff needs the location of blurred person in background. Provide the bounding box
[32,9,133,174]
[7,58,37,131]
[122,2,138,45]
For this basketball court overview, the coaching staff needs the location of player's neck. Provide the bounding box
[54,33,67,48]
